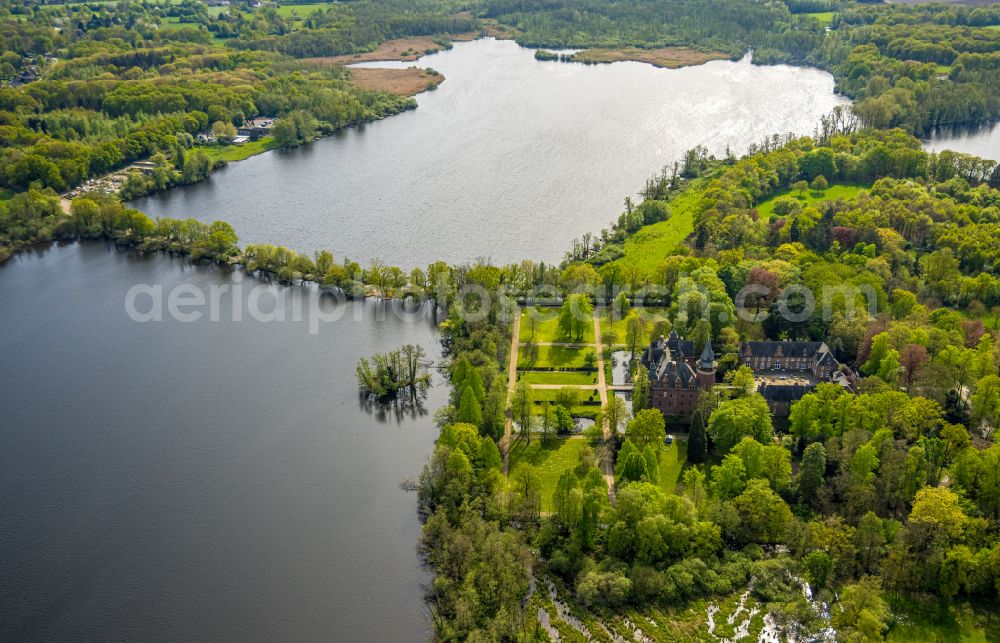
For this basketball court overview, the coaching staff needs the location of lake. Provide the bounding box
[924,122,1000,162]
[0,243,443,641]
[130,38,849,268]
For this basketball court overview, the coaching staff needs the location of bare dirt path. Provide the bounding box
[593,310,616,502]
[502,311,520,475]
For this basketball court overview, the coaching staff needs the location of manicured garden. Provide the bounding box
[519,309,595,344]
[518,344,596,369]
[519,370,597,386]
[598,307,670,346]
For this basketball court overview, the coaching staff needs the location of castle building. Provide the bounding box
[641,335,848,418]
[641,330,716,418]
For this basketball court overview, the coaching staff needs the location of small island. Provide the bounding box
[356,344,432,400]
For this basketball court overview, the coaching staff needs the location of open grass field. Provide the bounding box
[507,437,593,512]
[519,309,595,344]
[519,370,597,386]
[657,439,688,495]
[615,179,704,272]
[271,3,333,20]
[756,184,867,219]
[198,138,277,164]
[530,387,601,405]
[518,345,596,369]
[529,387,601,417]
[802,11,834,26]
[598,307,670,346]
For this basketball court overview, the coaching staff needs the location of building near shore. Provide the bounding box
[641,335,851,418]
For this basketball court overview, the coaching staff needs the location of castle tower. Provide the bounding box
[696,341,717,390]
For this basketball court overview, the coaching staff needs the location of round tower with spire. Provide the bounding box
[696,341,717,390]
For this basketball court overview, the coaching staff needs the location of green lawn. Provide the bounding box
[935,65,952,75]
[657,439,687,495]
[198,137,277,164]
[756,184,867,219]
[530,387,601,405]
[887,596,1000,642]
[508,437,594,512]
[802,11,834,26]
[615,179,704,272]
[271,2,333,20]
[519,370,597,386]
[519,309,595,344]
[518,344,596,369]
[598,307,670,346]
[158,17,189,30]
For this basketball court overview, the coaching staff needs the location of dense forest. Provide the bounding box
[6,127,997,638]
[0,1,419,200]
[1,0,1000,207]
[413,130,1000,639]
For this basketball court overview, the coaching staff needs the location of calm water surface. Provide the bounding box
[924,122,1000,161]
[130,38,848,267]
[0,243,442,641]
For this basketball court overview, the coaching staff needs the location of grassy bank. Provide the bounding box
[614,179,705,272]
[199,137,278,164]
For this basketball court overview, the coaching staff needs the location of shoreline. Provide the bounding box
[540,46,732,69]
[301,32,479,66]
[97,39,814,214]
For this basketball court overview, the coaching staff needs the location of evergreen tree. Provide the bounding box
[632,366,650,413]
[688,410,707,464]
[798,442,826,507]
[456,385,483,426]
